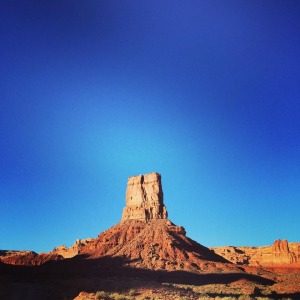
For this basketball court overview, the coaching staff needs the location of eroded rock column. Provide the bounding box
[121,172,168,221]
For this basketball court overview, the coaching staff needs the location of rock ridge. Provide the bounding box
[211,239,300,267]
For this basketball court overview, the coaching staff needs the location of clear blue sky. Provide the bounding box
[1,1,299,253]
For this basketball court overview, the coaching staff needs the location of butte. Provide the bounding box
[0,172,236,273]
[70,172,235,272]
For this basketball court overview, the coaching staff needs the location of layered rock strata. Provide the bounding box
[122,172,168,221]
[211,239,300,267]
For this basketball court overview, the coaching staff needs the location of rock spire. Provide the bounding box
[121,172,168,221]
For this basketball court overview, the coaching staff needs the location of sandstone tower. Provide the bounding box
[121,172,168,221]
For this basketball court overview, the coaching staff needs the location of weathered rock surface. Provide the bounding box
[211,239,300,268]
[122,172,168,221]
[52,238,93,258]
[0,239,94,264]
[0,250,63,266]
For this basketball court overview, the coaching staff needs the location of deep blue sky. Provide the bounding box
[1,1,300,252]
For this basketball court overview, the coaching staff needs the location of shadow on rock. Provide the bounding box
[0,255,282,300]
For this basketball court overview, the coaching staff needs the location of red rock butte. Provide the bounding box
[1,172,299,273]
[122,172,168,221]
[1,172,300,299]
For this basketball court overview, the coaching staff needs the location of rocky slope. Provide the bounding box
[0,249,64,266]
[77,218,238,272]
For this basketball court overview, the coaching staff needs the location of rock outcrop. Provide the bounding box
[0,250,63,266]
[122,172,168,221]
[211,239,300,268]
[52,238,93,258]
[272,239,299,264]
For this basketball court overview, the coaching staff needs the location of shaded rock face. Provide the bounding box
[122,172,168,221]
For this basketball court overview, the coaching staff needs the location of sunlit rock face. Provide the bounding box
[211,239,300,267]
[271,239,299,264]
[121,172,168,221]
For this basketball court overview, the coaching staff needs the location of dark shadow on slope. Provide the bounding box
[168,230,230,263]
[3,255,299,300]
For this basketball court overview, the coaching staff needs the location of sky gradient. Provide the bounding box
[1,1,300,253]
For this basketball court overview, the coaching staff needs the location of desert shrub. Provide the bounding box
[109,293,128,300]
[128,289,135,296]
[95,290,109,300]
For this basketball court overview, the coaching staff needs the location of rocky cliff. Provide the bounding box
[211,239,300,268]
[51,238,93,258]
[122,172,168,221]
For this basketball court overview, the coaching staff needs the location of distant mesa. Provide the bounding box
[211,239,300,267]
[122,172,168,221]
